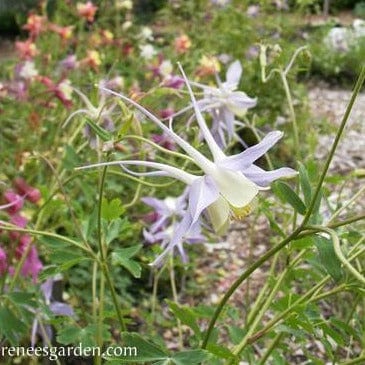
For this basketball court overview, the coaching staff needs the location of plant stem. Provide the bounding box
[97,166,126,332]
[169,255,183,349]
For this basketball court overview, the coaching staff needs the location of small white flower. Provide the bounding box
[58,80,73,101]
[19,61,38,79]
[139,44,157,60]
[139,26,154,41]
[122,21,132,31]
[159,60,173,78]
[116,0,133,10]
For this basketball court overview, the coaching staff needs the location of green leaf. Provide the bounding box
[6,292,36,307]
[111,245,142,278]
[171,350,210,365]
[0,306,28,345]
[206,343,237,361]
[117,113,134,138]
[62,145,81,170]
[105,332,168,362]
[106,218,123,244]
[101,198,125,221]
[57,324,111,348]
[298,163,312,206]
[272,181,307,215]
[314,236,343,281]
[166,300,201,338]
[85,117,112,141]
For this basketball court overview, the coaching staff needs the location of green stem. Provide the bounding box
[97,165,126,332]
[201,227,302,348]
[302,66,365,228]
[230,251,306,361]
[257,333,283,365]
[308,226,365,285]
[169,255,183,349]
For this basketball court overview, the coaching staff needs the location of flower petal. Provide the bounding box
[226,60,242,87]
[242,165,297,187]
[211,167,258,208]
[188,176,220,224]
[220,131,283,170]
[206,197,230,235]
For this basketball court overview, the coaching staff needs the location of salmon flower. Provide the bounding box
[76,1,98,22]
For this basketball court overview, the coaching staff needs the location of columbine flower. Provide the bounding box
[22,14,45,39]
[18,61,38,80]
[76,1,98,22]
[59,54,79,71]
[77,67,296,264]
[142,194,205,264]
[196,55,221,77]
[3,191,23,214]
[49,24,74,41]
[31,276,74,346]
[15,40,38,60]
[13,177,41,204]
[193,60,257,147]
[174,34,191,54]
[140,44,157,60]
[0,247,7,275]
[139,26,154,41]
[80,50,101,70]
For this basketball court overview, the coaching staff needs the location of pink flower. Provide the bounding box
[15,40,38,60]
[3,191,23,214]
[0,247,7,275]
[39,77,73,108]
[15,238,43,283]
[14,178,41,203]
[76,1,98,22]
[22,14,46,39]
[163,75,184,89]
[174,34,191,54]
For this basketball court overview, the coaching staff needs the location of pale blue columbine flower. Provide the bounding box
[77,66,296,265]
[181,60,256,147]
[31,276,74,346]
[142,194,205,264]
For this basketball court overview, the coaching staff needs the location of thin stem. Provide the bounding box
[201,227,302,348]
[258,333,283,365]
[308,226,365,285]
[302,66,365,228]
[169,255,183,349]
[230,251,306,361]
[95,271,105,365]
[96,165,126,332]
[327,185,365,224]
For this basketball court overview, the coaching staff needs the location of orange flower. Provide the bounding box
[174,34,191,54]
[195,55,221,77]
[76,1,98,22]
[80,50,101,70]
[15,40,38,60]
[22,14,45,38]
[49,24,74,40]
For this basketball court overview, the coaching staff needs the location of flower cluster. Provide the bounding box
[79,66,296,266]
[0,178,42,282]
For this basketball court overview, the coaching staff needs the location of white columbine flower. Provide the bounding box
[19,61,38,79]
[139,44,157,60]
[192,60,257,147]
[77,67,296,264]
